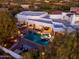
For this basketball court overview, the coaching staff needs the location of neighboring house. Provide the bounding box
[49,1,67,6]
[0,8,8,12]
[21,4,30,9]
[49,10,63,19]
[44,0,50,3]
[70,7,79,14]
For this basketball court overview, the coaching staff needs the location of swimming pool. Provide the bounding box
[24,31,48,46]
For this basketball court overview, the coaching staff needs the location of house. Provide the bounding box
[49,11,73,22]
[71,14,79,26]
[16,11,53,36]
[62,12,73,21]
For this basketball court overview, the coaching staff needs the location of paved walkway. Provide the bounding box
[0,46,23,59]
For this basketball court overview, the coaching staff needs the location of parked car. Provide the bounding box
[52,22,66,36]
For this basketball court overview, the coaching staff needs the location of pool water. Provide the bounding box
[24,31,48,46]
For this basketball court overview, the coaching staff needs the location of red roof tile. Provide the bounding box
[49,10,62,14]
[70,7,79,14]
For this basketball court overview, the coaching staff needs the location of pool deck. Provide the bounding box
[10,36,47,51]
[16,26,48,50]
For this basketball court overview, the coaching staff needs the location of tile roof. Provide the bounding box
[49,10,62,14]
[70,7,79,14]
